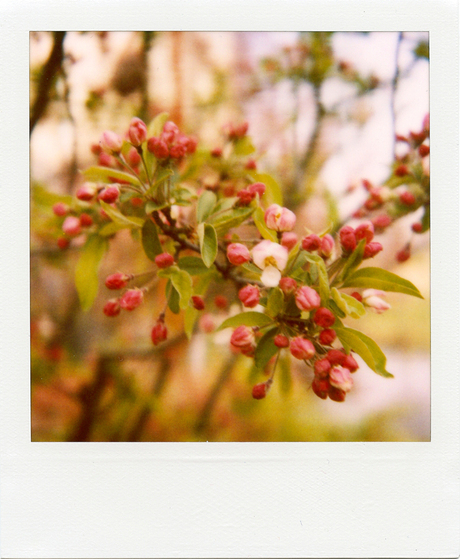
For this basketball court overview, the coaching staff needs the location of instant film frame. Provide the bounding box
[1,0,459,557]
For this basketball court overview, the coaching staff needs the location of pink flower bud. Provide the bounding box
[362,289,391,313]
[161,121,179,144]
[274,334,289,348]
[147,137,169,159]
[191,295,205,310]
[351,292,362,302]
[238,285,260,308]
[236,189,255,206]
[105,273,130,290]
[290,337,315,360]
[395,164,410,177]
[372,214,392,231]
[419,144,430,157]
[313,307,335,328]
[169,144,187,159]
[399,190,416,206]
[99,186,119,204]
[355,222,374,244]
[211,147,222,158]
[227,243,251,266]
[311,377,330,399]
[314,358,331,378]
[279,277,297,294]
[248,182,266,197]
[245,159,257,170]
[326,349,347,365]
[127,146,142,166]
[295,286,321,311]
[396,246,411,262]
[328,386,346,402]
[79,213,93,227]
[252,382,268,400]
[103,298,121,317]
[329,365,353,392]
[128,117,147,146]
[363,241,383,259]
[119,289,144,311]
[319,328,336,345]
[199,313,216,333]
[155,252,174,269]
[76,183,97,202]
[151,320,168,345]
[320,234,334,258]
[302,234,321,252]
[264,204,296,232]
[342,354,359,372]
[281,232,298,250]
[62,216,81,237]
[339,226,356,253]
[230,325,255,349]
[57,237,69,250]
[100,130,123,154]
[53,202,69,217]
[214,295,228,309]
[412,222,423,233]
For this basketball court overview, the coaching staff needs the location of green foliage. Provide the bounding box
[75,235,107,311]
[99,201,145,229]
[178,256,212,276]
[209,206,254,236]
[158,267,193,310]
[334,323,393,378]
[248,172,283,206]
[265,287,284,317]
[331,288,365,319]
[304,253,330,302]
[196,190,217,223]
[253,206,277,241]
[82,166,142,187]
[254,327,279,370]
[342,267,423,298]
[141,219,162,260]
[217,312,274,331]
[197,223,218,268]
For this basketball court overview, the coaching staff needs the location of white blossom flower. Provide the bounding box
[252,240,288,287]
[362,289,391,313]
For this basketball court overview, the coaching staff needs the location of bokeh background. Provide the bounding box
[30,31,430,442]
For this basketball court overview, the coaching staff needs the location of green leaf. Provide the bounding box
[342,267,423,298]
[253,206,277,241]
[141,219,162,260]
[82,166,142,187]
[145,200,168,214]
[265,287,284,317]
[99,222,130,236]
[254,328,279,370]
[421,204,430,232]
[334,324,393,378]
[146,167,174,197]
[99,201,145,228]
[331,288,365,318]
[248,172,283,205]
[32,184,73,207]
[304,253,330,302]
[210,206,254,236]
[197,223,218,268]
[336,239,366,283]
[178,256,212,275]
[147,111,169,138]
[233,136,256,156]
[197,190,217,223]
[327,299,346,319]
[217,311,273,331]
[75,235,107,311]
[166,280,180,314]
[158,267,193,310]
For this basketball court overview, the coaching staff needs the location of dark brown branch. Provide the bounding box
[30,31,66,135]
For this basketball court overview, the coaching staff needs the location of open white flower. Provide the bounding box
[252,240,288,287]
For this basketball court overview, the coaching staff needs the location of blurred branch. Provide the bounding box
[195,353,238,435]
[30,32,66,135]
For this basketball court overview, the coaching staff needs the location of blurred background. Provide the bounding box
[30,31,429,442]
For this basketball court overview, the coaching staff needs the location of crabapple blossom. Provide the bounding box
[252,240,288,287]
[238,285,260,308]
[290,337,315,360]
[151,320,168,345]
[100,130,123,154]
[281,232,298,250]
[362,289,391,313]
[155,253,175,269]
[295,286,321,311]
[264,204,296,232]
[62,216,81,237]
[230,325,255,349]
[320,234,334,258]
[119,289,144,311]
[227,243,251,266]
[329,366,354,392]
[128,117,147,146]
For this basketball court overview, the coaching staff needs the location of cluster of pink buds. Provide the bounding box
[312,349,358,402]
[235,182,266,206]
[230,325,256,356]
[147,121,197,161]
[302,233,334,259]
[53,200,96,248]
[103,272,145,317]
[339,221,383,259]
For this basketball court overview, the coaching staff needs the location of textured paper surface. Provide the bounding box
[1,1,459,557]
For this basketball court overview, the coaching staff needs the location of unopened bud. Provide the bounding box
[290,337,315,360]
[99,186,119,204]
[151,320,168,345]
[264,204,296,232]
[53,202,69,217]
[105,273,130,290]
[320,234,334,258]
[128,117,147,146]
[281,232,298,251]
[103,298,121,317]
[295,286,321,311]
[100,130,123,154]
[319,328,336,345]
[238,285,260,308]
[274,334,289,348]
[302,234,321,252]
[62,216,81,237]
[227,243,251,266]
[155,253,174,269]
[119,288,144,311]
[313,307,335,328]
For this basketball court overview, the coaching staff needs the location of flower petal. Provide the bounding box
[261,266,281,287]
